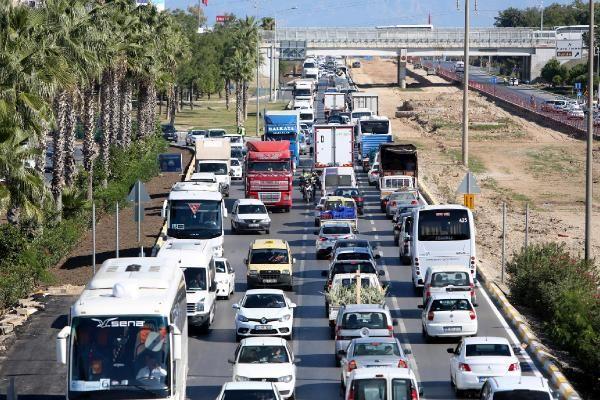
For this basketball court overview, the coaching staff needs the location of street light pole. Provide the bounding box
[256,0,260,136]
[462,0,470,167]
[585,0,594,260]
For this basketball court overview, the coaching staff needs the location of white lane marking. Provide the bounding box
[374,234,379,240]
[293,234,308,355]
[370,220,375,225]
[371,226,376,232]
[479,285,541,376]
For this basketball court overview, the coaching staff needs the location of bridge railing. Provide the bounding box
[261,28,556,48]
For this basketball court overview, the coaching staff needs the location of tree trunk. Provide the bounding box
[34,124,49,178]
[189,84,194,110]
[235,81,243,128]
[178,86,183,112]
[100,71,112,188]
[169,85,177,126]
[225,79,230,111]
[242,81,248,121]
[82,86,96,201]
[158,91,162,116]
[147,81,157,135]
[109,69,120,145]
[51,91,68,218]
[63,91,78,187]
[119,78,132,147]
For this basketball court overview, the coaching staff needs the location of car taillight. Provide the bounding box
[373,170,379,175]
[357,197,363,202]
[348,360,357,372]
[348,387,355,400]
[327,281,332,290]
[410,388,418,400]
[469,310,476,320]
[458,362,471,372]
[508,362,520,372]
[427,311,434,321]
[319,237,328,241]
[398,359,408,368]
[470,283,475,298]
[388,325,394,336]
[391,201,397,207]
[411,200,418,205]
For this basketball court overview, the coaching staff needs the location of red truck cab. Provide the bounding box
[245,141,293,212]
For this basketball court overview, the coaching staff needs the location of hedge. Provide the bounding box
[506,243,600,378]
[0,134,167,311]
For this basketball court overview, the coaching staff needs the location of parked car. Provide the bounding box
[448,337,521,396]
[161,124,178,141]
[480,375,554,400]
[215,382,282,400]
[230,337,297,399]
[231,199,271,234]
[214,257,235,299]
[420,292,478,342]
[339,337,409,389]
[232,289,296,341]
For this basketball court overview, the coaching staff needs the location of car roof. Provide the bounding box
[251,239,288,250]
[321,220,352,227]
[245,288,285,295]
[349,367,415,380]
[240,336,288,346]
[222,381,276,390]
[462,336,511,346]
[487,376,551,391]
[341,303,388,312]
[236,198,266,206]
[350,336,398,345]
[335,247,371,255]
[429,292,472,301]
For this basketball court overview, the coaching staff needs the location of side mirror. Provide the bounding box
[56,326,71,364]
[170,324,182,361]
[403,348,412,355]
[337,349,346,357]
[289,303,297,309]
[473,303,479,307]
[244,259,248,265]
[378,270,385,276]
[446,348,455,354]
[232,303,240,310]
[321,270,328,277]
[293,357,302,364]
[417,304,424,309]
[161,200,167,219]
[227,359,235,365]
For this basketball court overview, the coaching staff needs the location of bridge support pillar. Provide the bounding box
[397,56,407,89]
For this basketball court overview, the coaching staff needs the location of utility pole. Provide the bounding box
[540,1,544,31]
[585,0,594,260]
[462,0,470,167]
[255,0,260,136]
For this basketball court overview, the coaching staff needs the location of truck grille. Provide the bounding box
[258,192,282,203]
[187,303,197,313]
[252,181,288,191]
[249,378,279,382]
[260,270,281,280]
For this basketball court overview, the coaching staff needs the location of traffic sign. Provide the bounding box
[456,171,481,194]
[127,180,151,222]
[463,194,475,210]
[555,39,583,60]
[491,76,497,84]
[575,82,582,90]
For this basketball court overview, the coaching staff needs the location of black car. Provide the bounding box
[161,124,178,142]
[333,186,364,215]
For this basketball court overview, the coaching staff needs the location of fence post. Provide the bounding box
[7,377,16,400]
[525,203,529,249]
[501,202,506,283]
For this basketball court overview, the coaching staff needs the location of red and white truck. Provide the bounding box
[313,124,354,170]
[245,141,293,212]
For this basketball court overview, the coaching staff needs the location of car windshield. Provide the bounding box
[70,316,170,399]
[492,391,550,400]
[167,200,223,240]
[222,390,278,400]
[322,225,351,235]
[231,159,240,166]
[418,209,471,241]
[238,204,267,214]
[430,299,472,312]
[243,293,286,309]
[336,277,372,288]
[250,249,289,264]
[334,188,360,197]
[336,252,371,261]
[332,262,375,275]
[198,162,227,175]
[238,345,289,364]
[465,344,511,357]
[191,130,206,136]
[183,268,207,290]
[247,161,290,172]
[325,175,352,187]
[430,272,470,287]
[209,130,226,137]
[360,120,389,134]
[390,192,418,202]
[392,379,413,400]
[231,149,244,159]
[300,112,313,121]
[341,312,386,329]
[215,261,226,273]
[354,342,400,356]
[227,136,242,143]
[352,379,386,400]
[324,200,354,210]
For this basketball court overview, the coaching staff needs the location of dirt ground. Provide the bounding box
[49,146,192,286]
[351,58,600,285]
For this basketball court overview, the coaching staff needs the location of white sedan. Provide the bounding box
[215,382,281,400]
[214,257,235,299]
[230,337,297,399]
[230,158,243,179]
[367,162,380,185]
[233,289,296,341]
[421,292,477,341]
[448,336,521,396]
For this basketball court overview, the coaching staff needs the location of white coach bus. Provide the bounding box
[56,257,188,400]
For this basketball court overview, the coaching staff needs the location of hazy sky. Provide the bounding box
[167,0,573,28]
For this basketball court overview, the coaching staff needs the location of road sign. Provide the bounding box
[577,91,583,98]
[127,180,151,223]
[491,76,497,84]
[456,171,481,194]
[399,48,407,63]
[280,40,306,61]
[555,39,583,60]
[159,153,182,173]
[575,82,582,90]
[463,194,475,210]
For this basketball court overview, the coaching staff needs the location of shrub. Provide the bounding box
[325,284,386,306]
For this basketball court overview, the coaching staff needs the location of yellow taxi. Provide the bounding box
[245,239,295,291]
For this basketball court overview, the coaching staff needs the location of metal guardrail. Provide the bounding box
[261,28,556,48]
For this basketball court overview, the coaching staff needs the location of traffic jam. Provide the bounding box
[55,56,555,400]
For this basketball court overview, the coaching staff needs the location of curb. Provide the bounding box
[420,180,581,400]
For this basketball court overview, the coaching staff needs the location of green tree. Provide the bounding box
[541,58,567,84]
[261,17,275,30]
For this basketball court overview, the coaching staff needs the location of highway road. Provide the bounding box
[0,77,541,400]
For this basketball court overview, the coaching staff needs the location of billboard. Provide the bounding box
[216,15,233,23]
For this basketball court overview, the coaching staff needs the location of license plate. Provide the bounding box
[478,376,491,383]
[255,325,272,330]
[263,279,277,283]
[249,224,259,228]
[443,326,462,332]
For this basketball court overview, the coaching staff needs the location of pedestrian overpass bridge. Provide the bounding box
[260,27,558,84]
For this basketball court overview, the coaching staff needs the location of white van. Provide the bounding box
[407,205,477,289]
[345,367,422,400]
[321,166,356,195]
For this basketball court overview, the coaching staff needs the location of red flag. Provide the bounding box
[202,0,208,5]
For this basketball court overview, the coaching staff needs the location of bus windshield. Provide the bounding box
[360,120,389,134]
[418,209,470,241]
[69,316,170,399]
[168,199,223,240]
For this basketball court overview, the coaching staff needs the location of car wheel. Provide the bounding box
[231,223,237,234]
[266,229,270,234]
[314,218,319,227]
[335,355,341,367]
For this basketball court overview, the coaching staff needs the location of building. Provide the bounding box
[136,0,165,12]
[13,0,43,7]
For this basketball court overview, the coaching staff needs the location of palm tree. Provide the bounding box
[260,17,275,31]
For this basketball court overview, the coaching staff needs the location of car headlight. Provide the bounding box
[279,314,291,322]
[237,314,249,322]
[196,300,205,312]
[281,270,291,275]
[248,270,258,276]
[261,219,270,224]
[235,375,250,382]
[278,375,293,383]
